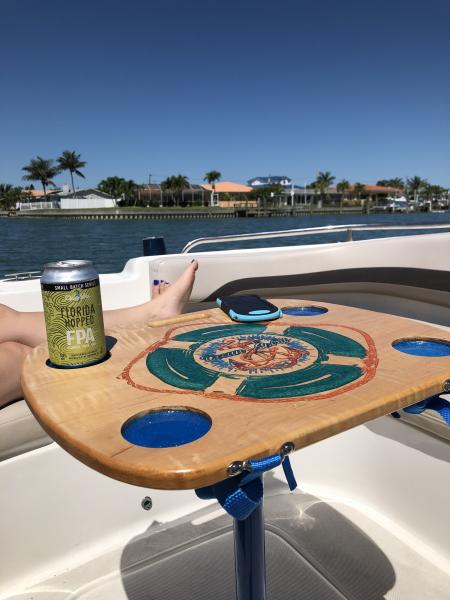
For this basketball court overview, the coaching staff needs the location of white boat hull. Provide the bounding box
[1,231,449,598]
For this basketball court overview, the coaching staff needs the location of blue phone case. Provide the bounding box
[216,297,282,322]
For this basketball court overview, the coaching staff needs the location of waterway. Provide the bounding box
[1,212,449,276]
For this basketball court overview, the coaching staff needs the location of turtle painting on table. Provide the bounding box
[120,322,378,403]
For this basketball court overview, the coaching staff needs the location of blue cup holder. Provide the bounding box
[281,306,328,317]
[392,338,450,357]
[121,407,212,448]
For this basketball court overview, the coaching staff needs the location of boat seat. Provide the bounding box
[0,399,52,461]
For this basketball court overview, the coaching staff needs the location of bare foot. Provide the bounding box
[151,279,171,297]
[103,260,198,329]
[147,260,198,321]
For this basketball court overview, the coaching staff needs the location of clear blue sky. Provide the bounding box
[1,0,449,188]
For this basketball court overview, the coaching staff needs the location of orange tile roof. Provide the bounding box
[359,185,402,192]
[201,181,253,193]
[330,185,402,193]
[23,189,60,197]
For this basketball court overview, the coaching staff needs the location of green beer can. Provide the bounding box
[41,260,107,367]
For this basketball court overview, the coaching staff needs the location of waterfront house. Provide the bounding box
[18,189,61,210]
[17,187,118,210]
[248,176,292,187]
[137,184,206,207]
[59,188,118,209]
[201,181,255,208]
[312,184,403,208]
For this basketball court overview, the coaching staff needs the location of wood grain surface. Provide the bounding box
[21,300,450,490]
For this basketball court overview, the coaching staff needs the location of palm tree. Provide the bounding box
[58,150,86,193]
[22,157,60,198]
[160,176,176,206]
[204,170,221,206]
[336,179,350,211]
[353,182,366,205]
[0,184,24,210]
[406,176,427,207]
[121,179,138,206]
[376,178,405,190]
[173,174,189,206]
[0,184,13,210]
[0,183,13,196]
[314,171,335,206]
[161,175,189,206]
[98,176,126,199]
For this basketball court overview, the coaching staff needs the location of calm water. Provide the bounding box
[1,212,450,276]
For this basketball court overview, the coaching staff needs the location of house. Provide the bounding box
[59,188,118,209]
[24,189,61,199]
[248,176,292,188]
[201,181,255,208]
[18,189,61,210]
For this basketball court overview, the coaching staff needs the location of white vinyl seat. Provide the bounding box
[0,399,52,461]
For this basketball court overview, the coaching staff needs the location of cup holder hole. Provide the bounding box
[392,338,450,357]
[121,407,212,448]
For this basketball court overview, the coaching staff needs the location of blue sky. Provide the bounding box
[1,0,449,188]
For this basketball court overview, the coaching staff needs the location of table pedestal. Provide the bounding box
[234,495,266,600]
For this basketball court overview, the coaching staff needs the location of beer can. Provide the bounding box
[40,260,107,367]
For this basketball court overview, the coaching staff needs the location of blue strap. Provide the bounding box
[196,453,297,520]
[404,394,450,426]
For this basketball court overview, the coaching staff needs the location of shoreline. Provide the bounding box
[0,206,410,220]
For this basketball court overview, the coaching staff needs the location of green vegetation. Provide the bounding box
[204,170,222,206]
[57,151,86,193]
[353,182,366,201]
[406,176,425,205]
[98,176,138,205]
[22,157,60,198]
[160,175,190,206]
[249,183,284,207]
[0,184,28,210]
[376,178,405,189]
[3,154,448,214]
[336,179,350,209]
[314,171,335,205]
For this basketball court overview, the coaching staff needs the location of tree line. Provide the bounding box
[0,151,86,210]
[0,150,222,208]
[0,151,448,210]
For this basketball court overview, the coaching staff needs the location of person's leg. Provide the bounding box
[0,342,32,408]
[0,260,198,348]
[0,260,198,403]
[0,304,47,348]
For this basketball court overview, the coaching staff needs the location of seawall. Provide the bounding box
[0,207,366,220]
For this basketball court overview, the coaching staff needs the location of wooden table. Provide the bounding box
[22,299,450,600]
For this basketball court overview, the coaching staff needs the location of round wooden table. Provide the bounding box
[22,299,450,600]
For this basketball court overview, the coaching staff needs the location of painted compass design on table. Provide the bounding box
[121,323,378,402]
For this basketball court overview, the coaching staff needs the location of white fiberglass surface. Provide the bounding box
[0,444,210,598]
[2,231,450,311]
[1,417,449,599]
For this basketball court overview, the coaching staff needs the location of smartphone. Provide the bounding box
[216,295,282,322]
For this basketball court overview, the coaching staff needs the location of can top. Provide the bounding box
[44,260,93,269]
[41,260,98,284]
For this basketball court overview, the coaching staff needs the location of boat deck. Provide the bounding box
[6,481,449,600]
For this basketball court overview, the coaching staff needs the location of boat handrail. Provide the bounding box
[181,222,450,253]
[1,270,41,282]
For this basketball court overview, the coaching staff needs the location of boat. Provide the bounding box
[1,223,449,599]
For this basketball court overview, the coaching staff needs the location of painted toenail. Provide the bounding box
[153,279,159,285]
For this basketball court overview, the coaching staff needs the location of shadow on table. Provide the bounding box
[119,473,395,599]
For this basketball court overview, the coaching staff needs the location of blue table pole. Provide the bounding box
[233,487,266,600]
